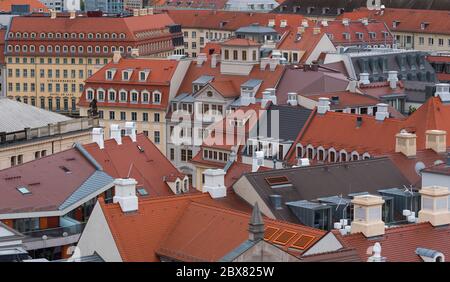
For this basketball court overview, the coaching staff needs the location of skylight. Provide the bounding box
[17,186,31,195]
[137,187,149,197]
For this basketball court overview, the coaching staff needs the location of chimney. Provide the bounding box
[361,18,369,26]
[211,54,218,68]
[139,8,147,16]
[248,202,265,241]
[367,243,386,262]
[130,48,139,58]
[287,92,298,106]
[269,58,279,71]
[321,20,328,27]
[297,158,310,167]
[434,83,450,101]
[351,194,385,237]
[301,19,309,28]
[317,97,330,115]
[133,9,139,17]
[203,169,226,198]
[147,8,154,15]
[297,26,305,34]
[269,195,283,210]
[375,103,389,121]
[110,124,122,145]
[359,73,370,85]
[196,53,207,66]
[124,122,136,142]
[113,178,138,213]
[425,130,447,153]
[69,10,76,20]
[342,18,350,26]
[313,27,321,35]
[113,51,121,64]
[395,131,417,157]
[260,57,270,70]
[261,88,277,108]
[252,151,264,172]
[280,20,287,28]
[418,186,450,227]
[50,9,56,19]
[91,128,104,149]
[388,71,398,90]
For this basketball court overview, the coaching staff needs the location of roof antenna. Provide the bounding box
[127,163,134,179]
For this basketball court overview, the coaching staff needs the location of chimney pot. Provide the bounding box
[351,195,385,237]
[203,169,226,198]
[418,186,450,227]
[425,130,447,153]
[388,70,398,90]
[375,103,389,121]
[359,73,371,85]
[317,97,330,115]
[395,131,417,157]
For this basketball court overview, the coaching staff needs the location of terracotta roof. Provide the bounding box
[422,162,450,176]
[177,60,284,99]
[342,8,450,35]
[8,13,175,39]
[277,27,325,63]
[222,38,261,47]
[427,55,450,63]
[300,248,362,262]
[100,193,325,261]
[359,81,406,99]
[0,148,98,214]
[286,96,450,164]
[83,134,185,197]
[152,0,228,9]
[78,58,178,109]
[387,149,448,187]
[0,0,48,13]
[334,222,450,262]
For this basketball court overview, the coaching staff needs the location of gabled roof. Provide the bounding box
[0,148,113,216]
[334,222,450,262]
[237,157,411,224]
[100,193,325,262]
[83,134,185,197]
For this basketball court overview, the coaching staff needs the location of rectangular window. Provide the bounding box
[233,50,238,60]
[131,112,137,121]
[154,131,160,144]
[154,113,160,122]
[120,112,126,120]
[109,111,115,120]
[170,148,175,160]
[143,112,148,122]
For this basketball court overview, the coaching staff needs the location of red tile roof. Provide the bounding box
[334,222,450,262]
[222,38,261,47]
[83,134,185,197]
[100,193,325,261]
[286,96,450,164]
[78,58,178,109]
[8,13,176,39]
[341,8,450,35]
[0,148,96,214]
[0,0,48,13]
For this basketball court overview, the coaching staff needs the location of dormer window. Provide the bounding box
[122,70,132,81]
[420,22,429,30]
[392,21,400,28]
[153,91,161,104]
[369,32,376,39]
[106,69,116,80]
[86,88,94,101]
[139,70,150,81]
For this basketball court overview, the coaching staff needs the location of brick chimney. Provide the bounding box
[425,130,447,153]
[351,195,385,237]
[418,186,450,227]
[203,169,226,198]
[113,178,138,213]
[395,131,417,157]
[91,128,104,149]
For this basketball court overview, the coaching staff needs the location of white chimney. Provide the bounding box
[367,242,386,262]
[147,8,154,15]
[313,27,321,35]
[92,128,104,149]
[69,10,76,19]
[110,124,122,145]
[260,57,270,70]
[261,89,277,108]
[434,83,450,101]
[124,122,137,142]
[50,9,57,19]
[113,178,138,213]
[297,158,310,167]
[321,20,328,27]
[395,131,417,157]
[301,19,309,28]
[317,97,330,115]
[269,58,279,71]
[359,73,370,85]
[342,18,350,26]
[252,151,264,172]
[287,92,298,106]
[388,71,398,90]
[133,9,139,17]
[418,186,450,227]
[280,20,287,28]
[113,51,121,64]
[196,53,207,66]
[139,8,147,16]
[211,54,218,68]
[351,194,385,237]
[425,130,447,153]
[203,169,226,198]
[375,103,389,121]
[361,18,369,26]
[268,19,275,27]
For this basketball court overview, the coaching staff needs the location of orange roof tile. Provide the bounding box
[0,0,48,13]
[221,38,261,47]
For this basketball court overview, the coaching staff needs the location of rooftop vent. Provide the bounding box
[269,194,283,210]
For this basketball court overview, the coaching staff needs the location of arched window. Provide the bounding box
[108,89,116,102]
[176,181,181,194]
[363,153,371,160]
[39,45,45,53]
[63,45,68,53]
[141,91,150,103]
[153,91,161,104]
[47,45,52,53]
[296,145,304,158]
[78,46,84,53]
[103,46,108,53]
[307,146,314,159]
[351,151,359,161]
[119,90,127,102]
[130,91,139,103]
[329,149,337,162]
[119,33,126,39]
[97,89,105,101]
[7,45,12,52]
[317,147,326,161]
[183,178,189,192]
[86,89,94,101]
[30,45,35,52]
[15,45,20,52]
[340,150,348,162]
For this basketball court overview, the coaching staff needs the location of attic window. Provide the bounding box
[17,186,31,195]
[264,226,280,240]
[291,234,315,250]
[137,187,149,197]
[273,230,296,245]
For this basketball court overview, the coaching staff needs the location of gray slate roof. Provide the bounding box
[0,98,71,133]
[266,104,312,141]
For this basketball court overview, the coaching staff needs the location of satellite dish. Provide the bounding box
[434,160,444,166]
[415,162,426,176]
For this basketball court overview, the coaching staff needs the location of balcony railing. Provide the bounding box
[21,223,86,242]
